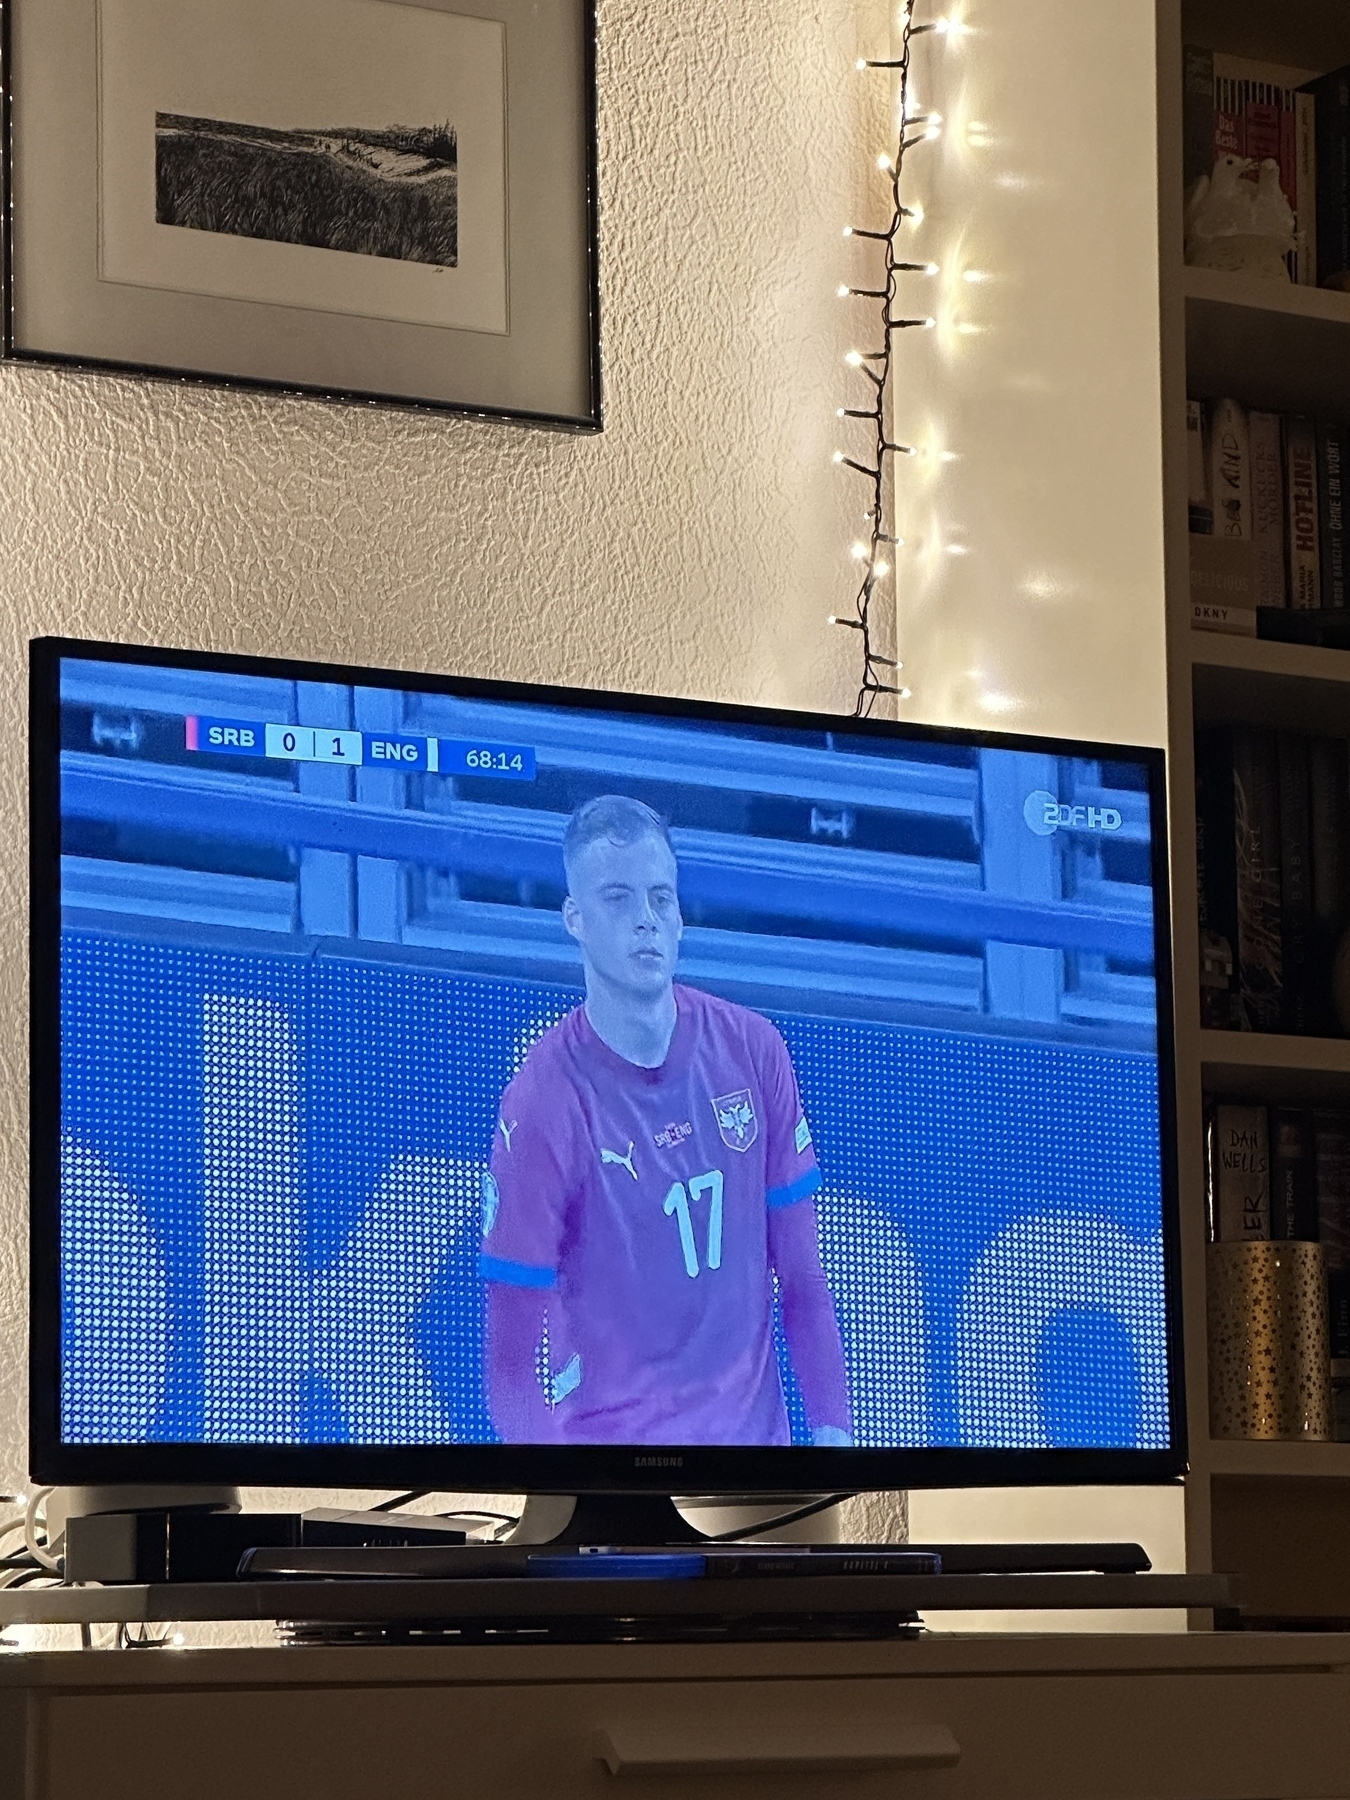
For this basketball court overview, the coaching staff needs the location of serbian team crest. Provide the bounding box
[481,1170,500,1236]
[712,1088,757,1152]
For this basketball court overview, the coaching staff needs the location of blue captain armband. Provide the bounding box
[766,1167,823,1210]
[478,1253,558,1289]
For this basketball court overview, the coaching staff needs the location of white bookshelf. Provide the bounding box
[1207,1440,1350,1479]
[1188,633,1350,682]
[1159,0,1350,1622]
[1183,266,1350,326]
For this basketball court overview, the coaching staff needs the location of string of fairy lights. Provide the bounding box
[832,6,954,717]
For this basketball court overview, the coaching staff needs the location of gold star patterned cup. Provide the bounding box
[1207,1241,1332,1440]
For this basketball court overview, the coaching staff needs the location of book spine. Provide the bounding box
[1183,46,1215,192]
[1195,726,1240,1030]
[1187,400,1213,534]
[1296,92,1317,285]
[1318,420,1347,607]
[1278,99,1297,210]
[1308,68,1350,288]
[1243,96,1282,168]
[1209,398,1251,540]
[1277,732,1312,1035]
[1214,74,1244,162]
[1249,410,1287,605]
[1211,1104,1270,1240]
[1278,99,1300,282]
[1231,727,1283,1031]
[1314,1110,1350,1358]
[1271,1107,1318,1239]
[1309,736,1350,1035]
[1191,601,1256,635]
[1285,415,1322,606]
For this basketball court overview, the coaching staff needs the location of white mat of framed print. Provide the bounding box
[3,0,600,425]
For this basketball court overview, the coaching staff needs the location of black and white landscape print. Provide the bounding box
[155,114,459,267]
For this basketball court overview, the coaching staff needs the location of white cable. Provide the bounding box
[25,1487,62,1572]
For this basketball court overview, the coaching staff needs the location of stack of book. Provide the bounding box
[1207,1101,1350,1440]
[1195,725,1350,1036]
[1188,399,1350,642]
[1184,50,1350,290]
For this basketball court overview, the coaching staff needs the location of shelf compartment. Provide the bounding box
[1184,268,1350,419]
[1192,650,1350,735]
[1200,1031,1350,1102]
[1205,1439,1350,1478]
[1181,0,1350,73]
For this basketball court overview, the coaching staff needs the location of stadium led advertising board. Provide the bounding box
[29,640,1184,1491]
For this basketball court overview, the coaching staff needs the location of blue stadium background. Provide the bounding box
[56,656,1170,1451]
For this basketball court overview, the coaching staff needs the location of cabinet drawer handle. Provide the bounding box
[593,1720,960,1777]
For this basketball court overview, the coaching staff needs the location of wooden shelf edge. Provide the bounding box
[1201,1440,1350,1479]
[1187,631,1350,683]
[1199,1031,1350,1076]
[1182,265,1350,327]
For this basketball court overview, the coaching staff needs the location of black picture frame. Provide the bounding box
[1,0,601,429]
[29,635,1187,1496]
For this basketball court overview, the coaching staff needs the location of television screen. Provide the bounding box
[31,640,1183,1487]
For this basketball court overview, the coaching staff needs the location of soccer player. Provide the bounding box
[480,794,853,1446]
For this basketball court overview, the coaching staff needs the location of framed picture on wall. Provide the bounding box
[1,0,601,428]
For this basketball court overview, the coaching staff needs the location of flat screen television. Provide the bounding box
[29,637,1185,1511]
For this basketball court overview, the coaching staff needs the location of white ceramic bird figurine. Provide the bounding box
[1187,154,1256,242]
[1250,159,1296,245]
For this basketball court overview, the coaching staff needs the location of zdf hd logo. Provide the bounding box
[1023,791,1123,838]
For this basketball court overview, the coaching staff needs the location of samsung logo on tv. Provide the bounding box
[633,1455,684,1468]
[1023,791,1123,838]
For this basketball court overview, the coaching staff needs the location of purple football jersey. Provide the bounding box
[480,984,822,1444]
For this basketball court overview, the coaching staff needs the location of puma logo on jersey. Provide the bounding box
[601,1141,639,1181]
[498,1118,517,1151]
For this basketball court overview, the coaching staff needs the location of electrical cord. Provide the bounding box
[705,1494,854,1543]
[1,1568,59,1590]
[373,1494,522,1538]
[116,1623,176,1650]
[25,1487,62,1572]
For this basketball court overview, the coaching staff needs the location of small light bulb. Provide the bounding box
[907,203,925,224]
[844,350,863,367]
[924,261,940,276]
[897,687,913,700]
[851,542,869,561]
[932,16,950,32]
[856,56,868,70]
[842,225,853,238]
[874,559,890,578]
[923,316,937,328]
[877,153,894,172]
[832,451,846,464]
[837,284,851,299]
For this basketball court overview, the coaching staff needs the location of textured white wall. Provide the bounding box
[0,0,891,1494]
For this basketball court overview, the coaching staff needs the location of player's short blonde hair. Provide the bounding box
[563,795,674,888]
